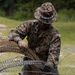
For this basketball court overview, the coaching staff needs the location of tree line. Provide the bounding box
[0,0,75,20]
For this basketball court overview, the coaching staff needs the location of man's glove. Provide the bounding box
[43,62,54,72]
[43,62,59,75]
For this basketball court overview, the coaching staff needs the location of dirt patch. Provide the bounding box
[0,53,5,56]
[0,24,7,31]
[0,24,7,28]
[0,32,2,35]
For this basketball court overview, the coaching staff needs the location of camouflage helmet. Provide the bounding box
[34,2,57,24]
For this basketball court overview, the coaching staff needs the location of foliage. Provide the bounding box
[0,10,5,16]
[0,0,75,21]
[57,9,75,22]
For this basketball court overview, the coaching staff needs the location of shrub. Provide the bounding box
[0,10,5,16]
[57,9,75,22]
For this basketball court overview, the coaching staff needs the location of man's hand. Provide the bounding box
[43,62,54,72]
[18,40,28,49]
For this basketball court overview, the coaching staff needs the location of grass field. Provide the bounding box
[0,17,75,75]
[0,17,75,45]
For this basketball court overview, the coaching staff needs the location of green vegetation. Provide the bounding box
[0,17,23,27]
[0,17,75,75]
[0,17,75,45]
[0,17,23,37]
[0,0,75,21]
[54,22,75,45]
[0,1,75,74]
[58,49,75,75]
[58,9,75,22]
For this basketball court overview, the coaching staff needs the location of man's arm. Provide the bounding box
[8,21,31,43]
[47,33,61,67]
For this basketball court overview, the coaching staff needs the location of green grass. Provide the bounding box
[53,22,75,45]
[58,49,75,75]
[57,9,75,22]
[58,67,75,75]
[0,17,75,75]
[0,17,75,45]
[0,17,23,27]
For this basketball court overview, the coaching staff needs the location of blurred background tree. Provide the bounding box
[0,0,75,21]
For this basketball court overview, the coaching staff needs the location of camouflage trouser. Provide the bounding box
[19,65,59,75]
[19,65,41,75]
[19,57,41,75]
[19,56,59,75]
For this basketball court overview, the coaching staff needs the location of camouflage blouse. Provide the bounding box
[8,20,61,66]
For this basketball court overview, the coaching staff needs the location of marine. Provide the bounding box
[8,2,61,75]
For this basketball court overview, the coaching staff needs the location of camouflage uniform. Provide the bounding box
[8,20,61,75]
[8,2,61,75]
